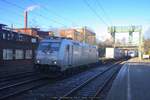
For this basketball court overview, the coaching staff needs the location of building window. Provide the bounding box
[3,33,6,39]
[25,50,32,59]
[15,49,24,59]
[31,38,37,43]
[0,33,1,40]
[19,34,23,41]
[11,33,14,40]
[7,33,10,40]
[3,49,13,60]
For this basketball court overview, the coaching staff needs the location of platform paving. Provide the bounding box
[106,62,150,100]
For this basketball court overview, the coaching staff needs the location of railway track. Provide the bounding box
[0,71,36,82]
[0,61,124,100]
[0,71,41,89]
[93,64,121,100]
[59,61,124,100]
[0,73,49,100]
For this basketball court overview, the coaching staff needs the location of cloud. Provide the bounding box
[25,5,40,12]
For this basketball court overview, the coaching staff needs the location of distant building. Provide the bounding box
[37,31,54,38]
[60,27,96,45]
[13,28,39,36]
[60,29,81,41]
[76,27,96,45]
[13,26,96,44]
[0,24,7,30]
[13,28,54,39]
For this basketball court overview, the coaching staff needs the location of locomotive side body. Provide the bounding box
[34,38,98,73]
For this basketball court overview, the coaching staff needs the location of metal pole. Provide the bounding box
[83,26,86,43]
[138,26,143,61]
[129,31,133,44]
[113,26,116,48]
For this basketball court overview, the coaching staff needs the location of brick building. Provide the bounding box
[60,27,96,45]
[60,29,82,41]
[13,28,54,39]
[76,27,96,45]
[0,24,38,75]
[13,28,39,36]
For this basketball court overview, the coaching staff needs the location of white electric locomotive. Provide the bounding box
[34,37,99,73]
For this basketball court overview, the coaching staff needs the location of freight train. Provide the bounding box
[34,37,99,74]
[105,48,125,59]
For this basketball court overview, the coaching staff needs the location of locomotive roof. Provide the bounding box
[41,37,97,48]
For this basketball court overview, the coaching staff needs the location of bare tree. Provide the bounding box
[144,39,150,54]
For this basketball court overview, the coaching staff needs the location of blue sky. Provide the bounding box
[0,0,150,40]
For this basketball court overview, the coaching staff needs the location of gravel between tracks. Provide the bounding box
[10,64,118,100]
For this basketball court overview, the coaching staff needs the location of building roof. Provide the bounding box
[0,24,7,29]
[0,24,7,26]
[13,28,40,31]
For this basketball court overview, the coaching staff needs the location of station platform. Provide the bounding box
[106,62,150,100]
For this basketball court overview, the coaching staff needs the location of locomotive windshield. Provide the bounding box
[38,42,60,52]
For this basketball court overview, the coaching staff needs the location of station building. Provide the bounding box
[0,24,38,73]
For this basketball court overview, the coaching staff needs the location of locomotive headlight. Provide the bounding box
[52,60,57,64]
[54,61,57,64]
[37,60,40,63]
[47,52,50,55]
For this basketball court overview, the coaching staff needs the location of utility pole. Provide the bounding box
[110,26,116,48]
[113,26,116,48]
[11,24,13,30]
[129,31,133,44]
[138,26,143,61]
[83,26,86,43]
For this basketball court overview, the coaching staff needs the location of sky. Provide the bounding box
[0,0,150,41]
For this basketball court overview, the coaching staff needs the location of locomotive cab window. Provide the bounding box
[38,42,60,52]
[66,45,70,51]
